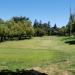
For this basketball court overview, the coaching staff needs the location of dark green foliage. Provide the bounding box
[33,20,51,37]
[51,24,59,35]
[33,20,68,36]
[66,14,75,36]
[59,26,66,36]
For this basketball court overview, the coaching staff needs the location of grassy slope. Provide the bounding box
[0,36,75,74]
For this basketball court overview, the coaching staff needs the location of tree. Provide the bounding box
[53,24,57,29]
[59,26,66,36]
[33,19,39,28]
[33,20,51,36]
[47,21,51,35]
[0,16,34,42]
[66,14,75,36]
[11,16,34,39]
[0,19,7,41]
[51,24,59,35]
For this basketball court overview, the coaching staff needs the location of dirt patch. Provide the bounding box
[32,64,71,75]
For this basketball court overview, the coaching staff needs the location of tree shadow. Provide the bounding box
[65,40,75,45]
[0,69,48,75]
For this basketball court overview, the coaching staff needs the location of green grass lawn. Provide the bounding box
[0,36,75,74]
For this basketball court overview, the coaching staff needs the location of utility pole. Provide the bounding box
[69,0,72,36]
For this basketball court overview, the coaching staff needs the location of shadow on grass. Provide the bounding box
[65,40,75,45]
[0,69,48,75]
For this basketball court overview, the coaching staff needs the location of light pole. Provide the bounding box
[69,0,72,36]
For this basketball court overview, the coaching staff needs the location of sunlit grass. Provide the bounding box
[0,36,75,74]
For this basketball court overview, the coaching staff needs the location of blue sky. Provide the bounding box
[0,0,75,27]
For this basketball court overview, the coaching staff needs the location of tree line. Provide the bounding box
[0,16,34,42]
[33,20,66,36]
[0,14,75,42]
[33,13,75,37]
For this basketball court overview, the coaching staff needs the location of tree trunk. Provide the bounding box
[0,36,3,42]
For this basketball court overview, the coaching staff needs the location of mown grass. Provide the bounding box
[0,36,75,74]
